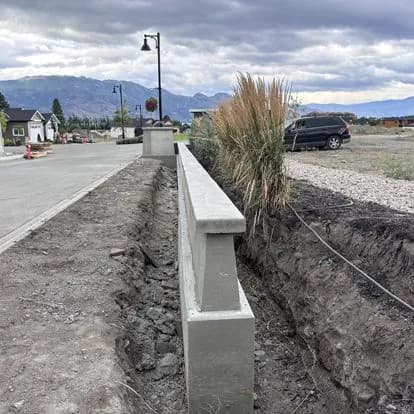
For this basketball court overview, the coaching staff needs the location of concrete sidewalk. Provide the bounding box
[0,143,142,241]
[0,154,23,161]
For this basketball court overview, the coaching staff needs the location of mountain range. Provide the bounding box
[1,76,414,120]
[0,76,230,122]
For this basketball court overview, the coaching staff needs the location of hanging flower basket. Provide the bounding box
[145,97,158,112]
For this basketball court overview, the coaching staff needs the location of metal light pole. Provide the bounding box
[113,84,125,139]
[135,104,143,127]
[141,32,163,123]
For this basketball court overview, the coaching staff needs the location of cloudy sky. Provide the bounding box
[1,0,414,103]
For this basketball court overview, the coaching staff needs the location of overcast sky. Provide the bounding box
[1,0,414,103]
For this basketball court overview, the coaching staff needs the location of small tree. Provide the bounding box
[0,92,9,110]
[0,110,7,134]
[52,98,65,130]
[113,107,131,127]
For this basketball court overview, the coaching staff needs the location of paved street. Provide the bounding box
[0,143,142,240]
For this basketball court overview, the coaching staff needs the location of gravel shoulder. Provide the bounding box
[286,134,414,177]
[286,159,414,214]
[0,159,161,414]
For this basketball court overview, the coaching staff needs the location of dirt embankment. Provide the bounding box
[223,178,414,413]
[0,160,183,414]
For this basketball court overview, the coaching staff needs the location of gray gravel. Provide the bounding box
[286,159,414,214]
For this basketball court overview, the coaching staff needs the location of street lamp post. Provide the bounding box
[135,104,143,127]
[112,84,125,140]
[141,32,163,123]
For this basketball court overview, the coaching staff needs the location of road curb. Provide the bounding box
[0,156,139,255]
[0,154,24,162]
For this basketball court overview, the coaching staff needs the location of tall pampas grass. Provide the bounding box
[214,73,290,234]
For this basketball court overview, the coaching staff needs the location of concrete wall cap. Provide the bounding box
[178,143,245,234]
[142,127,176,131]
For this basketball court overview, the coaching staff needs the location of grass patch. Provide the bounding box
[173,133,189,142]
[377,155,414,180]
[189,115,218,172]
[214,73,290,234]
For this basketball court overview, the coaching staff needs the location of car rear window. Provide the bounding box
[301,117,345,128]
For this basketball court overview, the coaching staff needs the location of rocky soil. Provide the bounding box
[114,162,186,413]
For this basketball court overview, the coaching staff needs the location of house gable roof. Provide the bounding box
[41,112,61,124]
[4,108,45,122]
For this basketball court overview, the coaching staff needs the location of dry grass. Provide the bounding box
[213,73,290,234]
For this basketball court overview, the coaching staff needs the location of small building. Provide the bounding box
[3,108,45,143]
[381,117,414,128]
[110,126,135,139]
[42,113,60,141]
[189,108,216,120]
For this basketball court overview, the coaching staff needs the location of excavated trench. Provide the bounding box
[112,165,186,414]
[111,162,413,414]
[226,178,414,414]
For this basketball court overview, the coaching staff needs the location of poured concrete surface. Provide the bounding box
[0,143,141,240]
[142,127,175,168]
[177,143,254,413]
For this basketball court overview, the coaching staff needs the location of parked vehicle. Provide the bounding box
[284,116,351,150]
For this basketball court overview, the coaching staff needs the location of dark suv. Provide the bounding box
[284,116,351,150]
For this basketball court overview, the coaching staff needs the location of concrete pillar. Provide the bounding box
[142,127,176,168]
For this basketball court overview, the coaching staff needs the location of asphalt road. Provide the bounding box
[0,143,142,240]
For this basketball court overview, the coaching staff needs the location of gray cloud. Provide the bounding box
[1,0,414,101]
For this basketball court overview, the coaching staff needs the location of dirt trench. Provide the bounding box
[115,161,413,413]
[113,165,186,413]
[224,179,414,414]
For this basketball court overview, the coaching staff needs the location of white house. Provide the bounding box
[4,108,46,143]
[42,112,60,141]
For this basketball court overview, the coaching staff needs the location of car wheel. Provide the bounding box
[326,135,342,150]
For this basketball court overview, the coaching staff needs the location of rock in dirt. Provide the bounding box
[157,353,178,376]
[109,248,125,257]
[254,350,266,362]
[11,400,25,411]
[140,353,156,371]
[156,339,176,354]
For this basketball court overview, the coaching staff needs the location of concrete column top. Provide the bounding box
[178,143,245,234]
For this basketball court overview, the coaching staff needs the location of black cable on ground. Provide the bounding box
[287,201,414,313]
[292,200,354,213]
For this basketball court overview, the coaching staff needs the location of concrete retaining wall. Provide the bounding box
[177,142,254,413]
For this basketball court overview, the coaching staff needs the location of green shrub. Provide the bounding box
[189,115,219,172]
[116,136,143,145]
[377,155,414,180]
[213,73,290,234]
[4,139,22,146]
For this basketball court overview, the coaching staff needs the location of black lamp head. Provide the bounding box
[112,86,117,94]
[141,37,151,51]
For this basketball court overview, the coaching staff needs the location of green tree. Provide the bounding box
[113,107,131,127]
[0,92,9,110]
[52,98,65,130]
[0,110,7,134]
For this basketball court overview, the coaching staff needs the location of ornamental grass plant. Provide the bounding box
[213,73,290,234]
